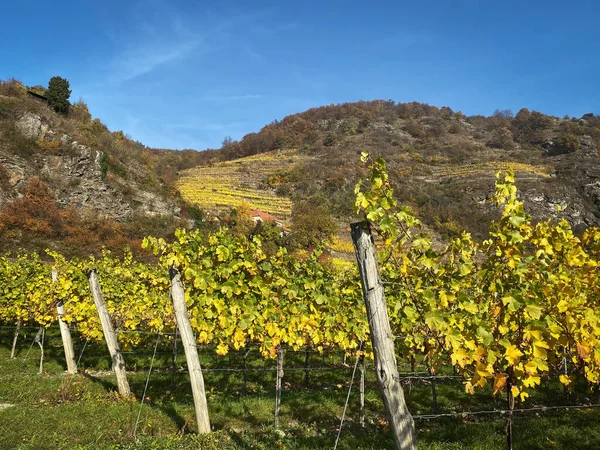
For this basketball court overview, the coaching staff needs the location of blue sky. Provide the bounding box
[1,0,598,150]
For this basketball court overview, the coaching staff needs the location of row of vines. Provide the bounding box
[2,154,600,426]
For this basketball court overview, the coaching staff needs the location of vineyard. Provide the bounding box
[2,155,600,449]
[177,150,306,219]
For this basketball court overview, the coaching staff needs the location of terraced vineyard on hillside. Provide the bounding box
[177,150,309,220]
[431,161,552,180]
[396,160,553,182]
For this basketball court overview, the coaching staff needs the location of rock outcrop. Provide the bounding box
[2,113,178,222]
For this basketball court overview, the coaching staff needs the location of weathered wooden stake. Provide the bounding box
[304,348,310,387]
[274,345,284,428]
[35,327,44,374]
[427,363,438,414]
[351,222,417,450]
[88,269,131,397]
[243,342,251,395]
[169,267,211,434]
[53,270,77,374]
[506,375,514,450]
[170,326,179,390]
[10,318,22,359]
[359,353,366,427]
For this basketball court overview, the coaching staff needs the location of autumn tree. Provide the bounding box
[487,127,515,149]
[290,200,337,249]
[46,76,71,114]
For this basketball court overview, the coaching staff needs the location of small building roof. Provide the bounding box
[26,90,48,102]
[249,209,280,223]
[249,209,290,232]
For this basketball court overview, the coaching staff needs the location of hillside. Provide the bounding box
[0,78,205,256]
[179,101,600,246]
[2,76,599,256]
[178,150,301,219]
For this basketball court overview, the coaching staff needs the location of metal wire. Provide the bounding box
[133,329,163,440]
[333,342,364,450]
[412,403,600,420]
[76,339,89,368]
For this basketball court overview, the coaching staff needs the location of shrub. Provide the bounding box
[323,132,337,146]
[0,78,26,98]
[448,121,462,134]
[99,152,109,180]
[554,133,580,153]
[404,120,426,138]
[69,99,92,123]
[35,139,61,151]
[487,127,515,149]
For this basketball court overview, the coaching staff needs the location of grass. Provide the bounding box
[1,325,600,449]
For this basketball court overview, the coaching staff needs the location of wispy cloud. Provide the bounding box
[105,1,247,83]
[111,37,206,83]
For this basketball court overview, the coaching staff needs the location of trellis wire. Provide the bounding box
[333,341,364,450]
[133,328,163,440]
[411,402,600,420]
[3,326,599,434]
[76,338,89,367]
[133,301,169,441]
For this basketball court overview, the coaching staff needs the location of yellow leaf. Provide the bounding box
[505,345,524,366]
[522,375,540,388]
[559,374,571,386]
[511,385,520,398]
[532,341,549,359]
[557,299,569,313]
[476,362,493,378]
[465,381,475,395]
[493,374,507,393]
[451,347,469,368]
[577,343,591,360]
[216,343,229,356]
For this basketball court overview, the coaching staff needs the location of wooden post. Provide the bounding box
[359,353,366,427]
[87,269,131,397]
[506,374,514,450]
[304,348,310,387]
[53,270,77,374]
[243,342,251,395]
[427,363,438,414]
[34,327,44,374]
[274,345,284,428]
[169,267,211,434]
[170,326,179,390]
[10,318,22,359]
[351,222,417,450]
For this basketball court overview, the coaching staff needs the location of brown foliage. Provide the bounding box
[511,108,554,144]
[0,78,26,98]
[404,120,426,138]
[487,127,515,149]
[0,178,147,257]
[0,178,63,237]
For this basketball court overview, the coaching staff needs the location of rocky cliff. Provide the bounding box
[0,105,179,223]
